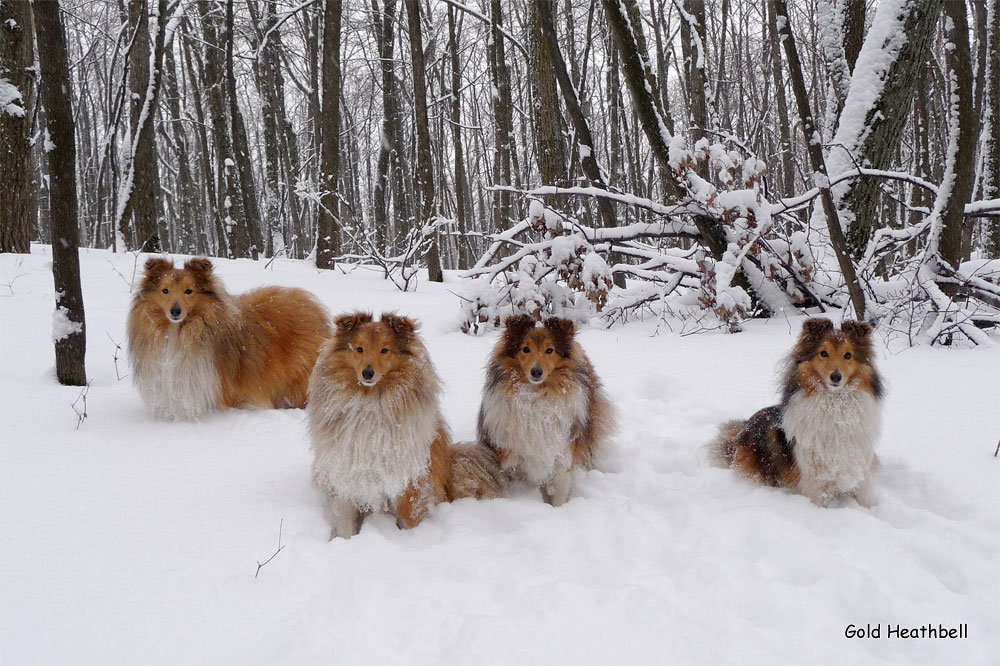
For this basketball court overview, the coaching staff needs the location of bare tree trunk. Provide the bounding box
[119,0,167,253]
[0,0,36,253]
[162,35,197,254]
[680,0,710,152]
[841,0,865,74]
[937,0,976,267]
[248,0,283,257]
[404,0,442,281]
[489,0,514,232]
[830,0,942,258]
[226,0,262,259]
[531,0,567,188]
[34,1,86,385]
[772,0,866,320]
[766,0,794,211]
[980,0,1000,255]
[317,0,342,269]
[448,5,471,270]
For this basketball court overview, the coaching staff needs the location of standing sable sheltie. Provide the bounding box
[308,312,503,539]
[477,315,616,506]
[127,257,332,420]
[711,318,885,507]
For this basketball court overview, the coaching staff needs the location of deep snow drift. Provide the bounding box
[1,247,997,665]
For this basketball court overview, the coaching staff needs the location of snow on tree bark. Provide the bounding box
[0,0,36,254]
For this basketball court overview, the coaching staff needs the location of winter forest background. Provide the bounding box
[2,0,1000,373]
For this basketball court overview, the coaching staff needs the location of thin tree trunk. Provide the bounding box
[34,1,86,385]
[0,0,36,253]
[448,5,471,270]
[317,0,342,269]
[772,0,866,320]
[404,0,442,281]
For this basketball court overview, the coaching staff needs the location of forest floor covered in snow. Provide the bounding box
[1,247,998,665]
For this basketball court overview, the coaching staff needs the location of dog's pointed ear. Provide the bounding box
[334,312,372,334]
[841,320,872,345]
[544,317,576,357]
[382,312,419,337]
[184,257,213,276]
[501,314,537,356]
[801,318,834,340]
[144,257,172,277]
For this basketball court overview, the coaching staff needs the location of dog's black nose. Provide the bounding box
[362,366,375,381]
[530,365,543,380]
[169,305,181,319]
[830,370,842,384]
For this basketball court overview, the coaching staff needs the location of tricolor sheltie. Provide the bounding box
[308,312,503,539]
[127,257,331,420]
[711,318,885,507]
[477,315,616,506]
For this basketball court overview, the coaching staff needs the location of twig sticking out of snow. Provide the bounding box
[71,382,91,430]
[106,332,128,381]
[254,519,285,579]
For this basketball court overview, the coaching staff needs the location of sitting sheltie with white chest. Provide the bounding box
[711,318,885,507]
[127,257,331,420]
[477,315,616,506]
[308,312,503,539]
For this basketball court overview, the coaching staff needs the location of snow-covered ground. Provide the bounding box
[1,247,997,665]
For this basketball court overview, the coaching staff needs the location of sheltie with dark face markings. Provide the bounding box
[711,318,885,507]
[476,315,616,506]
[308,312,503,539]
[127,257,332,420]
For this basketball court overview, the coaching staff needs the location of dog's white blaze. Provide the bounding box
[482,377,588,486]
[308,352,440,512]
[130,329,220,420]
[783,387,881,506]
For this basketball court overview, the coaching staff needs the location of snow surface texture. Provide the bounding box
[1,247,998,665]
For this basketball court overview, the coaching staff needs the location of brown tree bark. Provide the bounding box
[316,0,342,269]
[448,5,471,270]
[835,0,942,258]
[531,0,567,188]
[766,0,795,211]
[772,0,866,320]
[937,0,976,267]
[0,0,36,253]
[404,0,442,282]
[489,0,515,232]
[34,0,87,385]
[119,0,167,253]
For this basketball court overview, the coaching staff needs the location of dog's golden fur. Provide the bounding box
[308,312,502,538]
[477,315,615,506]
[711,318,884,506]
[127,257,331,419]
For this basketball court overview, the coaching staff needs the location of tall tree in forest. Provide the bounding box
[488,0,516,232]
[0,0,36,253]
[225,0,263,259]
[447,5,471,269]
[772,0,866,320]
[371,0,410,248]
[116,0,167,253]
[34,1,87,385]
[982,0,1000,257]
[316,0,342,269]
[531,0,567,189]
[827,0,942,258]
[404,0,442,282]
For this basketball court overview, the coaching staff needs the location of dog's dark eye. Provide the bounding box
[820,350,828,357]
[844,352,852,359]
[522,346,530,353]
[356,346,363,353]
[162,288,169,294]
[380,348,388,354]
[546,348,553,354]
[184,289,192,295]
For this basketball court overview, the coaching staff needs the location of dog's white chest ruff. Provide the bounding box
[482,381,588,485]
[783,389,881,505]
[131,329,220,420]
[309,386,437,512]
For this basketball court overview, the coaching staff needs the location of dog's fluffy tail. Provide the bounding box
[447,442,504,501]
[707,420,745,468]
